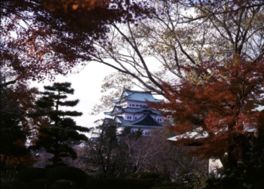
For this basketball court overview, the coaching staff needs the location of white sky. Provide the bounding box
[31,61,115,128]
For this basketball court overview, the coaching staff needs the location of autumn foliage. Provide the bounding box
[1,0,153,81]
[155,58,264,164]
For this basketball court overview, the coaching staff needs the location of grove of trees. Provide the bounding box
[1,0,264,188]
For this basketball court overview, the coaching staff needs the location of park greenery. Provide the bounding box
[1,0,264,189]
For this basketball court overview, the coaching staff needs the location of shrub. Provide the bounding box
[16,167,46,182]
[46,166,87,187]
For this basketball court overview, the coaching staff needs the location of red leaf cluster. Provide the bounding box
[154,58,264,158]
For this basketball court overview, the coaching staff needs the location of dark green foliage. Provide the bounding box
[35,82,83,122]
[128,172,172,188]
[84,173,178,189]
[2,166,179,189]
[7,166,86,189]
[33,82,89,166]
[85,178,152,189]
[16,167,47,182]
[0,87,27,157]
[50,180,73,189]
[46,166,87,186]
[0,84,33,185]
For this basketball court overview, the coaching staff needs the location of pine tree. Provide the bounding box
[33,82,89,166]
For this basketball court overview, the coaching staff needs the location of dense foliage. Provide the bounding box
[0,80,36,185]
[1,0,153,81]
[32,82,89,166]
[153,57,264,188]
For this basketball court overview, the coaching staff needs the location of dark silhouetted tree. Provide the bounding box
[33,82,89,166]
[0,80,35,183]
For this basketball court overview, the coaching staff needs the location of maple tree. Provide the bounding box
[154,57,264,171]
[3,0,263,95]
[1,0,153,82]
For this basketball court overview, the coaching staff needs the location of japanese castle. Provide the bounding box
[104,89,163,136]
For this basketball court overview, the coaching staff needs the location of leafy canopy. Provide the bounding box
[1,0,153,82]
[155,57,264,161]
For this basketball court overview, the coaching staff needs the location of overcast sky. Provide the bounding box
[32,61,115,128]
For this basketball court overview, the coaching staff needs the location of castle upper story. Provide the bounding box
[105,89,163,135]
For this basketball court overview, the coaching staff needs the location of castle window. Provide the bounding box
[143,130,151,136]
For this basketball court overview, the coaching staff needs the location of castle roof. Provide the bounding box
[122,107,160,114]
[121,112,162,128]
[119,89,160,103]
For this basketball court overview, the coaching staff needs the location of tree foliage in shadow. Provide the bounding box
[31,82,89,166]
